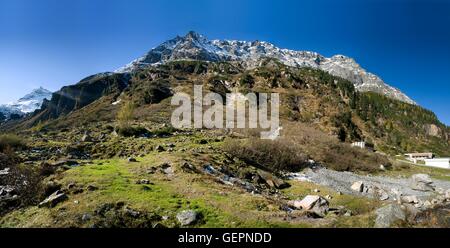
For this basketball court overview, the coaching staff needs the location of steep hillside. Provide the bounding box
[8,59,449,157]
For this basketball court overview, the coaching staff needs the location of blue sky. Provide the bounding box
[0,0,449,125]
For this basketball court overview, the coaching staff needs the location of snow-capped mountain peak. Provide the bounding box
[0,87,52,120]
[116,31,415,104]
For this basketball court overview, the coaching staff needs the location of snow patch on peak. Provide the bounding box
[0,87,53,119]
[115,32,416,105]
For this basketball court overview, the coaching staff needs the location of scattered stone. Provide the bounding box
[152,223,167,228]
[401,195,420,204]
[375,204,406,228]
[313,189,320,193]
[377,189,390,201]
[379,164,386,171]
[412,174,433,184]
[74,200,80,204]
[136,179,151,185]
[0,185,15,196]
[176,210,198,226]
[257,170,290,189]
[155,145,165,152]
[0,168,10,176]
[445,190,450,200]
[351,181,364,192]
[87,185,99,191]
[38,190,68,208]
[167,143,175,148]
[124,207,140,218]
[127,157,137,163]
[411,174,435,192]
[294,195,329,217]
[53,159,79,167]
[412,183,435,192]
[181,162,196,173]
[81,131,92,142]
[81,213,92,222]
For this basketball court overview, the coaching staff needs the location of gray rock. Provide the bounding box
[401,195,420,204]
[87,185,99,191]
[412,174,433,184]
[0,185,15,196]
[38,190,68,208]
[81,132,92,142]
[81,213,92,222]
[293,195,329,217]
[375,204,406,228]
[127,157,137,163]
[257,170,289,189]
[136,179,151,185]
[155,145,165,152]
[0,168,10,176]
[351,181,364,192]
[176,210,198,226]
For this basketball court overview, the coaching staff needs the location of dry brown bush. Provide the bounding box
[224,121,390,173]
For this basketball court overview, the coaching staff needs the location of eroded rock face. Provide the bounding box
[36,73,129,120]
[375,204,406,228]
[424,124,441,137]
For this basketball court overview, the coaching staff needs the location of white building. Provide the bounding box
[351,142,366,149]
[405,153,434,163]
[424,158,450,169]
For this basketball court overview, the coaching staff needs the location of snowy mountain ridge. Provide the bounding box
[0,87,52,119]
[116,31,415,104]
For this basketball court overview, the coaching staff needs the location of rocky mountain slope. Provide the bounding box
[117,31,415,104]
[0,87,52,119]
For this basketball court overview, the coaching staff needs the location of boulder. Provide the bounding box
[375,204,406,228]
[0,168,10,176]
[412,174,432,184]
[155,145,165,152]
[0,185,16,197]
[176,210,198,226]
[136,179,151,185]
[81,131,92,142]
[38,190,68,208]
[295,195,329,216]
[127,157,137,163]
[411,174,435,192]
[257,170,289,189]
[377,189,390,201]
[401,195,420,204]
[87,185,99,191]
[351,181,364,192]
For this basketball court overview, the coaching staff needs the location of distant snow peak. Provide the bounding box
[116,31,415,105]
[0,87,52,119]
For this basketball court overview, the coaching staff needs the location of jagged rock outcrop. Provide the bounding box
[36,73,130,120]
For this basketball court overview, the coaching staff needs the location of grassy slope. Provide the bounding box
[0,135,386,228]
